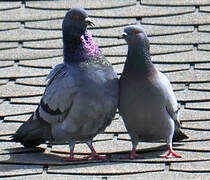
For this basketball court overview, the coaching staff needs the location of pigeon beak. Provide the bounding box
[85,17,95,27]
[118,32,127,39]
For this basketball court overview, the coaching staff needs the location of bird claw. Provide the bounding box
[64,156,84,162]
[121,151,141,160]
[129,153,141,159]
[160,151,182,159]
[84,154,107,161]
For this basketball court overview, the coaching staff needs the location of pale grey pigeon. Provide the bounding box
[13,8,119,161]
[119,25,188,159]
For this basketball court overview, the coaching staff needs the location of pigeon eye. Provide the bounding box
[73,14,79,20]
[133,29,139,35]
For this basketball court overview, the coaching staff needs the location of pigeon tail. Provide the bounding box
[173,129,188,142]
[12,114,53,148]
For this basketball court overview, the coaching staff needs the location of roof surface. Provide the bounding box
[0,0,210,179]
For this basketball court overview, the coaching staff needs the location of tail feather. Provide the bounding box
[13,114,53,148]
[173,129,188,142]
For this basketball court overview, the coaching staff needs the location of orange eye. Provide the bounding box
[133,29,139,35]
[73,14,79,20]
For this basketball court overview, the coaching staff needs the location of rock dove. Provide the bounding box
[13,8,119,161]
[119,25,188,159]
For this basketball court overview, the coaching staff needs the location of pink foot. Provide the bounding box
[84,154,107,161]
[160,144,182,158]
[64,156,84,162]
[85,145,108,161]
[129,152,141,159]
[121,148,141,159]
[160,151,181,158]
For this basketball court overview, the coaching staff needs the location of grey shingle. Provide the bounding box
[200,5,210,12]
[154,63,190,73]
[26,0,136,10]
[19,57,62,68]
[176,89,210,102]
[48,162,164,175]
[8,174,102,180]
[0,164,42,177]
[0,22,20,31]
[0,99,4,104]
[0,60,14,68]
[149,32,210,45]
[0,141,28,153]
[0,79,9,86]
[152,50,210,63]
[143,25,194,36]
[106,57,126,65]
[0,66,50,79]
[23,39,62,49]
[11,96,41,105]
[0,121,21,136]
[89,5,195,18]
[0,42,18,50]
[189,83,210,90]
[0,2,21,10]
[185,102,210,110]
[198,24,210,32]
[151,45,193,55]
[141,0,210,6]
[142,12,210,25]
[180,109,210,121]
[0,48,62,61]
[0,8,66,22]
[16,77,46,87]
[0,101,36,116]
[195,62,210,70]
[174,141,210,152]
[4,114,31,122]
[0,152,67,165]
[172,83,186,91]
[198,44,210,51]
[165,69,210,83]
[105,119,127,133]
[0,29,61,42]
[182,121,210,130]
[94,38,126,48]
[170,161,210,172]
[109,171,210,180]
[0,82,44,98]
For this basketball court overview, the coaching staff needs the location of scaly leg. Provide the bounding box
[84,141,107,161]
[122,138,141,159]
[128,146,141,159]
[65,142,83,162]
[160,143,181,158]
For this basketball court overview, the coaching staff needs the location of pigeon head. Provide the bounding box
[121,25,149,47]
[62,8,94,38]
[62,8,101,63]
[120,25,154,73]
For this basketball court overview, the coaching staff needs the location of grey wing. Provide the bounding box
[34,63,78,124]
[158,72,181,128]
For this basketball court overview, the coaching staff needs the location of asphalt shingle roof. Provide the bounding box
[0,0,210,179]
